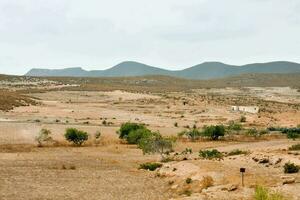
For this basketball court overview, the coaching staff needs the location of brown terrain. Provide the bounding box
[0,75,299,200]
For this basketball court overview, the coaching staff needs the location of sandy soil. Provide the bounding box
[0,88,299,200]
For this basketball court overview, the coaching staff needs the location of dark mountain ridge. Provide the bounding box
[25,61,300,80]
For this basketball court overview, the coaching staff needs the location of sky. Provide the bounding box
[0,0,300,75]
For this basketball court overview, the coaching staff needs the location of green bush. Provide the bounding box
[127,128,152,144]
[287,131,299,140]
[202,125,225,140]
[139,162,162,171]
[117,122,145,139]
[283,162,299,173]
[288,144,300,151]
[64,128,89,146]
[199,149,223,160]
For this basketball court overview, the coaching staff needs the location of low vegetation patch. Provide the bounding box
[35,128,53,147]
[139,162,162,171]
[227,149,249,156]
[283,162,299,174]
[254,185,285,200]
[199,149,223,160]
[288,144,300,151]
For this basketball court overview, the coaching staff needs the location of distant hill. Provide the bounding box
[25,61,300,80]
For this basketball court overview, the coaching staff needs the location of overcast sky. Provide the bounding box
[0,0,300,75]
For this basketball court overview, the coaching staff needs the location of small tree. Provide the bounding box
[138,132,173,158]
[65,128,89,146]
[35,128,52,147]
[202,125,225,140]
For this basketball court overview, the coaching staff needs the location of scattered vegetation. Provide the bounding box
[199,149,223,160]
[227,149,249,156]
[35,128,52,147]
[64,128,89,146]
[139,162,162,171]
[283,162,299,174]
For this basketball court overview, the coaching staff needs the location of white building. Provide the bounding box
[231,106,259,114]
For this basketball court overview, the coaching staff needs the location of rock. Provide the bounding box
[171,184,179,189]
[275,158,282,165]
[258,158,269,164]
[281,176,295,185]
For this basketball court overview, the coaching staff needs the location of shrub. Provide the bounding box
[247,128,259,137]
[240,116,246,123]
[184,128,202,141]
[283,162,299,173]
[35,129,52,147]
[227,149,249,156]
[64,128,89,146]
[254,185,285,200]
[94,131,101,144]
[227,121,243,131]
[288,144,300,151]
[287,131,299,140]
[185,178,192,184]
[139,162,162,171]
[199,149,223,160]
[127,128,152,144]
[202,125,225,140]
[138,132,174,158]
[117,122,145,139]
[174,122,178,127]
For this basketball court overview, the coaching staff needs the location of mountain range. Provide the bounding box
[25,61,300,80]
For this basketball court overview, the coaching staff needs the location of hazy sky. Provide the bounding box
[1,0,300,75]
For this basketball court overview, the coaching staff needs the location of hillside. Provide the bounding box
[25,61,300,80]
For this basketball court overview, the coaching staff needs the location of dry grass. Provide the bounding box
[0,90,37,111]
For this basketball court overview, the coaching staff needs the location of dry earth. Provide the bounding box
[0,85,299,200]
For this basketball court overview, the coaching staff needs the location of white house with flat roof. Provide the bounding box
[231,106,259,114]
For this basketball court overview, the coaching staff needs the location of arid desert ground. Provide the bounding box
[0,76,299,200]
